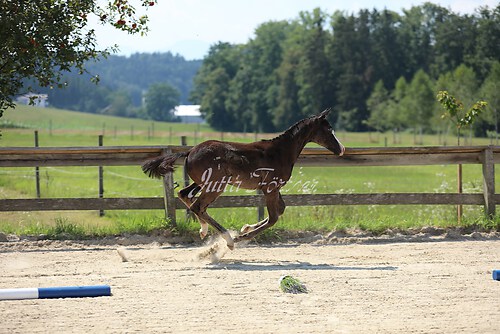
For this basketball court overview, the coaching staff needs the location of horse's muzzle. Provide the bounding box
[339,144,345,156]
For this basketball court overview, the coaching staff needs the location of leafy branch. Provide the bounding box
[0,1,158,116]
[437,90,487,129]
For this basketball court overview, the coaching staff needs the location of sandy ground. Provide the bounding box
[0,236,499,334]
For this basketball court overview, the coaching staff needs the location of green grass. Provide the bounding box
[1,104,215,132]
[1,105,499,239]
[0,104,262,147]
[280,275,308,294]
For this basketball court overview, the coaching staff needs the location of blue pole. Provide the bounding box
[0,285,111,300]
[38,285,111,299]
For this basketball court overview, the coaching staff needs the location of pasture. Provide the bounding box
[0,238,499,333]
[1,105,499,238]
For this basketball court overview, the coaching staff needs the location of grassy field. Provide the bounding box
[1,105,499,239]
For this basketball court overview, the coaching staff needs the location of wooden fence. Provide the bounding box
[0,145,498,224]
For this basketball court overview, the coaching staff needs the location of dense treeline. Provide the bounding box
[191,3,500,134]
[38,52,201,119]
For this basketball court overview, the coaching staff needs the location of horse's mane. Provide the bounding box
[264,115,314,142]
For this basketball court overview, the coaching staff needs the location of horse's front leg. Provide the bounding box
[240,217,268,234]
[240,192,285,234]
[235,191,284,242]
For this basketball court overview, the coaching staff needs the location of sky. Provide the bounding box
[91,0,497,60]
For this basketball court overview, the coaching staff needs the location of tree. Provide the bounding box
[190,4,499,134]
[191,42,241,131]
[390,76,411,131]
[254,21,293,132]
[144,83,180,122]
[296,8,333,117]
[274,47,301,129]
[105,90,134,118]
[437,91,487,144]
[328,11,371,131]
[0,0,156,117]
[399,5,434,77]
[226,21,291,132]
[36,53,201,116]
[480,61,500,141]
[471,5,500,79]
[405,69,435,137]
[435,11,477,76]
[365,80,391,132]
[436,64,480,136]
[370,9,404,89]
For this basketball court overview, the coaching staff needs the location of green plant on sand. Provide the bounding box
[279,275,308,294]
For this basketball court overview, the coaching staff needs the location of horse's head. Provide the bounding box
[310,109,345,156]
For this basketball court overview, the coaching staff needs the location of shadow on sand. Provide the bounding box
[204,259,397,272]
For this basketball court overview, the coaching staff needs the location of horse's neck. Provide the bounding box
[274,126,312,164]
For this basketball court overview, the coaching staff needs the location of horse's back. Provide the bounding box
[186,139,271,185]
[189,140,268,160]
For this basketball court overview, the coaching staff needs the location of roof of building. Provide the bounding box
[173,105,201,117]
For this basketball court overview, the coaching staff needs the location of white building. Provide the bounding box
[173,105,204,123]
[16,93,49,108]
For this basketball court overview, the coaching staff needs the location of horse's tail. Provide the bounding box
[141,151,189,179]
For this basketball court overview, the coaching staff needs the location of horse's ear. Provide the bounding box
[318,108,331,119]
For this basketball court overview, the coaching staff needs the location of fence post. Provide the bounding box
[481,146,495,218]
[34,131,41,198]
[457,164,463,223]
[181,136,193,220]
[98,135,104,217]
[162,147,177,226]
[257,189,265,221]
[181,136,189,187]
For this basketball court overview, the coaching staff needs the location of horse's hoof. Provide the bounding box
[222,231,234,250]
[199,230,207,239]
[225,238,234,250]
[225,236,235,250]
[240,224,252,234]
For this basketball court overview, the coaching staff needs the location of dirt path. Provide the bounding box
[1,238,499,333]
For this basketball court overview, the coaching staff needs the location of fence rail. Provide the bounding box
[0,145,498,223]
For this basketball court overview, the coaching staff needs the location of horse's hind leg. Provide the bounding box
[178,183,208,238]
[178,182,201,207]
[189,190,234,250]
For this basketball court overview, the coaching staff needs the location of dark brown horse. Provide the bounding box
[142,109,345,249]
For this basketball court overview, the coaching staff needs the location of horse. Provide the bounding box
[142,108,345,250]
